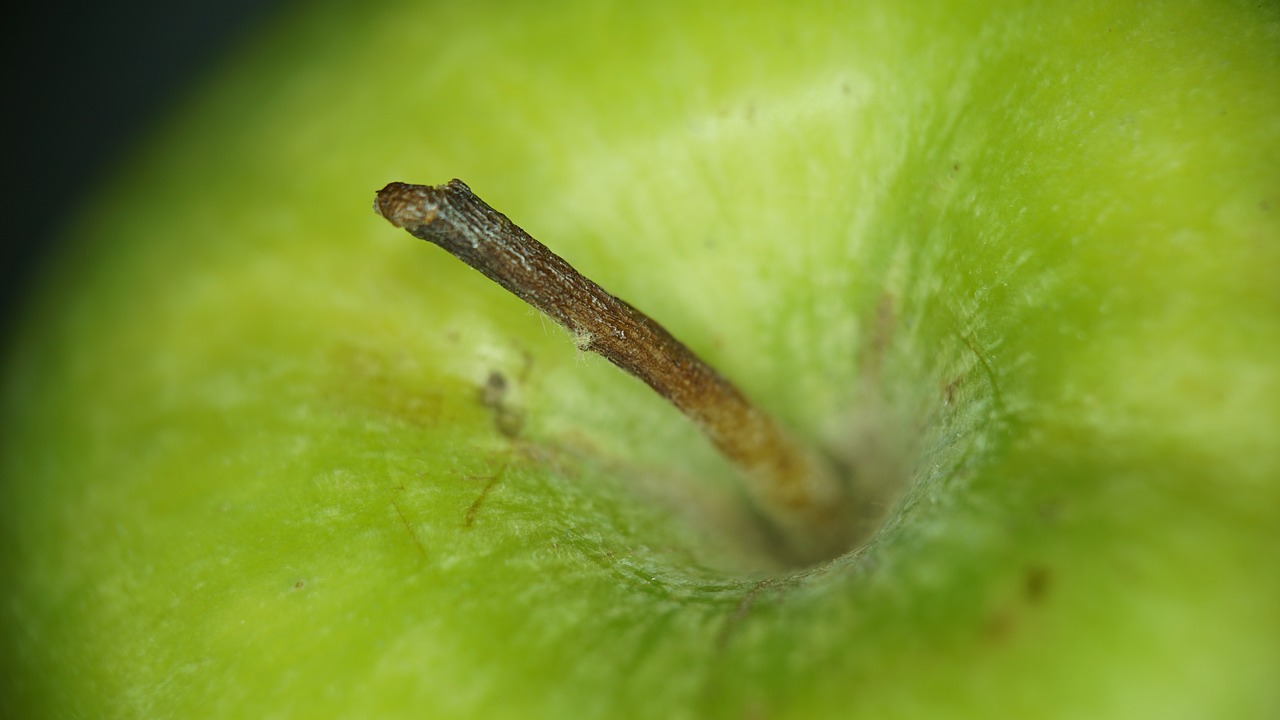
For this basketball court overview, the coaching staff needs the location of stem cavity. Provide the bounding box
[374,179,852,564]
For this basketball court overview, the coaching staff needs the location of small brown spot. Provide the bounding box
[293,580,305,590]
[495,409,524,437]
[942,376,962,406]
[1025,565,1050,603]
[874,293,896,353]
[479,371,525,438]
[1037,501,1063,524]
[982,609,1014,642]
[480,370,507,408]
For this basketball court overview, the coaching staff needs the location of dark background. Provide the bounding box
[3,1,291,331]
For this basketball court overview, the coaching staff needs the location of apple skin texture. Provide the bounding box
[3,1,1279,717]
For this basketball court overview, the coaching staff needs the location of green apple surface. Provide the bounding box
[3,0,1279,717]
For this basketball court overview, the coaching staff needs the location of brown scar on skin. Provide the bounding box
[329,344,444,428]
[463,466,507,528]
[873,293,896,355]
[374,179,854,564]
[959,332,1005,414]
[391,498,428,560]
[859,292,897,381]
[715,577,777,651]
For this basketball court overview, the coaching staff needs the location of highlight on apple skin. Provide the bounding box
[2,1,1278,718]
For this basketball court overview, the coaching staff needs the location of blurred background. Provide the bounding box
[3,1,290,332]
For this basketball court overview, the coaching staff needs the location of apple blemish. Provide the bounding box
[374,179,859,565]
[479,370,524,438]
[463,468,505,529]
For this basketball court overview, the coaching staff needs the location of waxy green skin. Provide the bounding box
[3,1,1279,717]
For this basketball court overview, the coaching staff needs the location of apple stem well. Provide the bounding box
[374,179,856,564]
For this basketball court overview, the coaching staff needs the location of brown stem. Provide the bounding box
[374,179,851,563]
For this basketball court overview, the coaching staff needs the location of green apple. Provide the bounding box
[3,0,1278,717]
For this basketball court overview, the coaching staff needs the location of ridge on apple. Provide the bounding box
[2,1,1278,719]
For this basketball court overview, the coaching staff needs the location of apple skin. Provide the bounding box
[3,1,1279,717]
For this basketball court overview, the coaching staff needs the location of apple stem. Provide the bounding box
[374,179,852,564]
